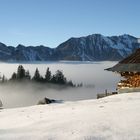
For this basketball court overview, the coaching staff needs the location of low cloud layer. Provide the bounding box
[0,61,119,108]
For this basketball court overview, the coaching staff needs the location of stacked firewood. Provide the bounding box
[118,73,140,88]
[128,74,140,87]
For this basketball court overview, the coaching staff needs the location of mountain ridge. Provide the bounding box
[0,34,140,61]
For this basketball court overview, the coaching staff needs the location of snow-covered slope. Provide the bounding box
[0,93,140,140]
[0,34,140,61]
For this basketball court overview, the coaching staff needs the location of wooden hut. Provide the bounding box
[106,48,140,93]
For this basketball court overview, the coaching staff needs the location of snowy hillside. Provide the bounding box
[0,34,140,61]
[0,93,140,140]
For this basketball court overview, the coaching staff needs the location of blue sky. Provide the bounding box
[0,0,139,47]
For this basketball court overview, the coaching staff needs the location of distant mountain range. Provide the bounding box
[0,34,140,61]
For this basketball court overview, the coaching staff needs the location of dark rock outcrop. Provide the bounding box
[37,97,56,105]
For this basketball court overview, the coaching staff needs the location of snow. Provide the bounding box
[101,35,138,57]
[79,39,86,61]
[0,93,140,140]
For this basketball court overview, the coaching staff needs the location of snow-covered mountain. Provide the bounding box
[0,93,140,140]
[55,34,140,61]
[0,44,54,61]
[0,34,140,61]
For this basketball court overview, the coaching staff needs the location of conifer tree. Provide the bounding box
[25,70,31,80]
[11,72,17,80]
[17,65,26,80]
[0,73,1,82]
[32,68,41,81]
[67,80,74,87]
[1,75,6,83]
[45,67,51,82]
[52,70,66,84]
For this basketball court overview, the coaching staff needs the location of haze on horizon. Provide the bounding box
[0,0,139,48]
[0,61,119,108]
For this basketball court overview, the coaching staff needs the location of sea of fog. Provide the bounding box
[0,61,120,108]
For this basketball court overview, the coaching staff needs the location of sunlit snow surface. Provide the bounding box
[0,93,140,140]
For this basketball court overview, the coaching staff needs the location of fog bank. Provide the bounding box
[0,61,120,108]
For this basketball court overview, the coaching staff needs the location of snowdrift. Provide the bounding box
[0,93,140,140]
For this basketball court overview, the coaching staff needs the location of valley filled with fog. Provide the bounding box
[0,61,120,108]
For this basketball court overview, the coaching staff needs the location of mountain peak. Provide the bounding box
[17,44,26,48]
[0,34,139,61]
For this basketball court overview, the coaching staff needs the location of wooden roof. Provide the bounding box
[106,49,140,72]
[119,49,140,64]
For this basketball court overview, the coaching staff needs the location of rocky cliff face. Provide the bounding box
[54,34,140,61]
[0,34,140,61]
[0,44,54,61]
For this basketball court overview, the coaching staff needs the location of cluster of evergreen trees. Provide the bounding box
[1,65,75,86]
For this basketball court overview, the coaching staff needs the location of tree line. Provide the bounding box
[0,65,82,87]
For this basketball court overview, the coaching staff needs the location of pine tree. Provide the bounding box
[32,68,41,81]
[67,80,74,87]
[1,75,6,83]
[11,72,17,80]
[0,73,1,82]
[17,65,26,80]
[25,70,31,80]
[51,75,57,83]
[45,67,51,82]
[52,70,66,84]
